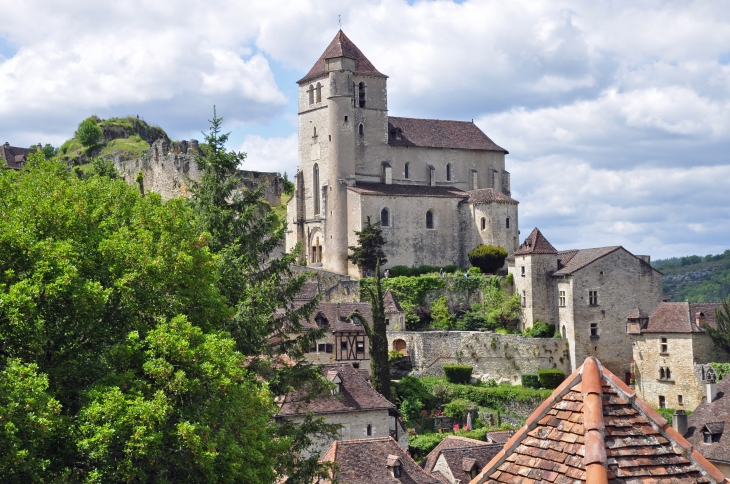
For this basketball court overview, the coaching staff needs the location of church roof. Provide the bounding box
[465,188,518,205]
[298,30,387,84]
[513,228,558,255]
[388,117,508,152]
[472,357,729,484]
[348,182,469,199]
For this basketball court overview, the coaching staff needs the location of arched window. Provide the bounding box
[315,82,322,103]
[381,207,390,227]
[446,163,452,181]
[506,217,510,228]
[313,164,320,215]
[359,123,364,136]
[366,424,372,436]
[481,217,486,231]
[308,84,314,105]
[358,82,366,108]
[426,210,434,229]
[404,162,410,179]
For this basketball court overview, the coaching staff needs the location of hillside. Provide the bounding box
[653,251,730,302]
[58,116,169,166]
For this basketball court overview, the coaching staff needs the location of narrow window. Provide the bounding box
[426,210,434,229]
[481,217,486,230]
[704,430,713,444]
[589,290,598,306]
[318,343,325,352]
[313,127,317,137]
[446,163,452,181]
[562,326,567,338]
[352,362,360,369]
[660,337,668,354]
[366,424,372,436]
[313,164,320,215]
[344,115,348,122]
[385,318,390,325]
[666,368,671,379]
[660,367,665,379]
[678,395,684,405]
[315,82,322,103]
[559,291,566,307]
[381,207,390,227]
[393,465,402,478]
[590,323,598,337]
[521,266,525,277]
[521,291,526,308]
[659,395,666,408]
[404,162,410,179]
[358,82,365,108]
[506,217,510,228]
[308,84,314,104]
[341,341,347,350]
[359,123,364,136]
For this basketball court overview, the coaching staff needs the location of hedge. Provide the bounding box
[422,378,552,414]
[521,374,540,389]
[389,265,460,277]
[443,365,473,384]
[537,369,566,389]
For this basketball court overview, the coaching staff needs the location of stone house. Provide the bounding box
[685,374,730,477]
[471,356,730,484]
[1,142,41,169]
[628,301,730,411]
[319,436,440,484]
[507,228,663,378]
[384,289,407,333]
[285,30,519,278]
[420,436,502,483]
[275,364,406,458]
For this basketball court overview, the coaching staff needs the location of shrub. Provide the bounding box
[521,374,540,389]
[442,398,476,421]
[468,245,508,274]
[710,362,730,381]
[538,369,566,389]
[388,265,461,277]
[399,397,423,422]
[76,117,103,148]
[523,322,555,338]
[455,310,491,331]
[430,296,453,329]
[443,365,473,384]
[396,376,437,410]
[389,350,404,363]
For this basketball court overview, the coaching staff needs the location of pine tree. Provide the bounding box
[704,297,730,356]
[347,215,387,277]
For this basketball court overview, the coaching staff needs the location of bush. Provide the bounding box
[521,374,540,389]
[538,369,566,389]
[396,376,438,410]
[455,310,491,331]
[76,117,103,148]
[443,365,473,384]
[399,397,423,422]
[430,296,453,330]
[710,362,730,381]
[468,245,508,274]
[421,377,552,413]
[523,322,555,338]
[389,350,404,363]
[442,398,476,421]
[389,265,460,277]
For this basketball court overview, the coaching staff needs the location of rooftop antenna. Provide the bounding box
[338,15,341,29]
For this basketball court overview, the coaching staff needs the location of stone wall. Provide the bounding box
[387,331,570,384]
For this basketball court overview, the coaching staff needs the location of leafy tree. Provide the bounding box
[282,172,295,195]
[348,216,387,276]
[430,296,453,329]
[76,117,103,148]
[468,244,508,274]
[524,321,556,338]
[704,297,730,355]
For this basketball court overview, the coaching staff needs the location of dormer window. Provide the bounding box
[315,312,328,328]
[386,455,403,478]
[394,128,402,141]
[702,422,724,443]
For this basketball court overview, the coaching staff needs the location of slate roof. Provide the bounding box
[486,430,515,445]
[0,143,34,169]
[422,436,496,475]
[320,437,441,484]
[686,375,730,466]
[298,30,387,84]
[276,363,394,416]
[626,308,649,319]
[388,117,508,153]
[293,281,319,300]
[472,356,729,484]
[465,188,518,205]
[348,182,469,199]
[299,302,371,333]
[437,445,502,484]
[632,302,723,334]
[552,246,622,275]
[513,228,558,256]
[384,289,403,314]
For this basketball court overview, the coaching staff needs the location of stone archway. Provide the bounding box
[393,339,406,355]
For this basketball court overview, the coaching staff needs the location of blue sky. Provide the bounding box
[1,0,729,260]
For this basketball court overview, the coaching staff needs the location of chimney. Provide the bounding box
[673,410,688,436]
[3,142,9,148]
[707,381,718,403]
[37,142,42,152]
[696,312,706,327]
[637,255,651,264]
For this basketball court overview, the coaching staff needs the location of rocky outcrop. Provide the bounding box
[101,120,169,145]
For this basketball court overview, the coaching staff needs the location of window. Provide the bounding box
[506,217,510,228]
[358,82,366,107]
[366,424,372,436]
[313,164,320,214]
[562,326,567,338]
[590,323,598,337]
[446,163,452,181]
[426,210,434,229]
[315,314,328,327]
[341,342,347,350]
[325,343,333,353]
[521,291,526,308]
[308,84,314,104]
[404,162,410,178]
[678,395,684,405]
[393,465,402,478]
[395,128,402,141]
[352,362,360,369]
[315,82,322,103]
[521,266,525,277]
[318,343,326,353]
[666,368,671,379]
[481,217,486,230]
[559,291,566,307]
[313,127,317,137]
[704,430,713,444]
[589,290,598,306]
[344,115,348,122]
[381,207,390,227]
[660,337,668,354]
[385,318,390,325]
[471,469,478,479]
[359,123,364,136]
[659,395,666,408]
[356,342,365,354]
[660,367,665,379]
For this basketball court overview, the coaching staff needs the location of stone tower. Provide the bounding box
[511,228,559,328]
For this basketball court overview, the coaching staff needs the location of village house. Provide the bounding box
[420,436,502,484]
[508,228,664,379]
[1,142,41,169]
[275,363,406,458]
[628,301,730,411]
[471,356,730,484]
[685,372,730,477]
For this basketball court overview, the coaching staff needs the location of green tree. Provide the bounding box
[76,117,103,148]
[468,244,508,274]
[348,216,387,277]
[430,296,453,329]
[704,297,730,355]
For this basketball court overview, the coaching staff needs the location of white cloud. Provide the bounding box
[239,134,297,177]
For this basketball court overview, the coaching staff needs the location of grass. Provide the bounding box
[58,138,85,164]
[272,192,293,227]
[99,135,149,159]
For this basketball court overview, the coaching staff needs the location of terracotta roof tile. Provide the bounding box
[348,182,469,198]
[514,228,558,256]
[320,437,441,484]
[276,363,394,416]
[471,357,724,484]
[388,117,507,152]
[486,430,515,444]
[436,445,502,483]
[686,374,730,466]
[298,30,387,84]
[465,188,518,205]
[639,302,723,333]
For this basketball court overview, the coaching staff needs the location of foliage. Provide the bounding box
[389,349,404,363]
[29,143,57,158]
[455,309,490,331]
[388,265,460,277]
[99,135,150,159]
[81,157,120,179]
[421,378,552,412]
[408,427,492,458]
[521,374,540,389]
[442,398,476,421]
[468,244,508,274]
[523,322,556,338]
[281,172,295,195]
[703,298,730,356]
[395,376,438,411]
[443,365,474,384]
[537,369,566,389]
[710,362,730,381]
[654,250,730,302]
[655,407,692,421]
[481,286,522,332]
[76,116,103,148]
[399,398,424,422]
[347,216,387,276]
[430,296,453,329]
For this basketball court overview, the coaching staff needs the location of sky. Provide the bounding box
[1,0,729,260]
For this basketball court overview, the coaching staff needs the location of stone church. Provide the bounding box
[285,31,519,278]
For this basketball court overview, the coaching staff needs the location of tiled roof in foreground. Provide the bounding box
[470,357,729,484]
